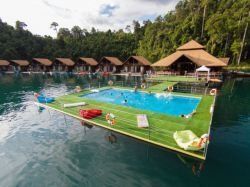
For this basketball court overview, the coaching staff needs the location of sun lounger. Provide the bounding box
[137,114,149,128]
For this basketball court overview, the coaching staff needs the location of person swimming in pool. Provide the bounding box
[122,99,128,104]
[134,85,138,92]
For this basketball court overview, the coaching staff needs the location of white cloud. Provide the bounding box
[0,0,178,37]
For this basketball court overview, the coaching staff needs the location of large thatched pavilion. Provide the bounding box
[152,40,229,75]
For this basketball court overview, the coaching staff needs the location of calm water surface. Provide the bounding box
[0,74,249,187]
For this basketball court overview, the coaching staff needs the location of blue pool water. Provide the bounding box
[82,89,201,116]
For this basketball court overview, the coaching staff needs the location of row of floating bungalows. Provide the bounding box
[0,41,230,75]
[0,56,152,74]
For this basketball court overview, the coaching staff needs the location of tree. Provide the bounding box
[238,11,250,65]
[71,26,82,39]
[15,21,27,30]
[50,22,59,33]
[57,28,71,40]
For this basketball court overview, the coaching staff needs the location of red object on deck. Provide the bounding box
[102,72,109,76]
[79,109,102,119]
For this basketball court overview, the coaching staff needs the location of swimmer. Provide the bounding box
[122,99,128,104]
[134,85,138,92]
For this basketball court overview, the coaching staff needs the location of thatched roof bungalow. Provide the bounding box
[0,60,10,72]
[76,58,98,72]
[32,58,53,72]
[11,60,30,72]
[123,56,151,74]
[54,58,75,72]
[98,57,123,73]
[152,40,228,74]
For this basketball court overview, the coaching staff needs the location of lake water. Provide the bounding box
[0,74,249,186]
[82,88,200,116]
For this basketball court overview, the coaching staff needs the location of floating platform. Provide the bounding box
[36,87,215,160]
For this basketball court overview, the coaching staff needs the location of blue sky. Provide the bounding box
[0,0,178,37]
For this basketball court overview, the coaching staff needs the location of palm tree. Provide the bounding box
[201,0,208,38]
[15,21,27,30]
[237,11,250,65]
[50,22,59,33]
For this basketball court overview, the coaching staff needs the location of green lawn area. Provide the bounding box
[44,86,214,160]
[145,81,176,92]
[147,75,198,82]
[225,63,250,72]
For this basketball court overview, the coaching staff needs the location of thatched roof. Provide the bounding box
[79,58,98,66]
[124,56,151,66]
[152,40,227,67]
[33,58,53,66]
[100,57,123,66]
[56,58,75,66]
[177,40,205,51]
[218,58,230,65]
[0,60,10,66]
[11,60,30,66]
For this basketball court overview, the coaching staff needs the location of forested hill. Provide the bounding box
[0,0,249,64]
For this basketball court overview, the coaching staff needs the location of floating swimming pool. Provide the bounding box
[82,89,201,116]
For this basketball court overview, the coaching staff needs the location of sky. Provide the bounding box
[0,0,178,37]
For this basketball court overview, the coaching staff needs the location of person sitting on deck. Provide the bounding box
[180,110,196,118]
[74,86,82,93]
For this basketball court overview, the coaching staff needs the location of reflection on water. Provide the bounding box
[0,74,249,186]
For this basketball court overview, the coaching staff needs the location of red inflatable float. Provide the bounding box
[79,109,102,119]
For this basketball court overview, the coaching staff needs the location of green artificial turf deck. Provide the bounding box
[43,85,214,160]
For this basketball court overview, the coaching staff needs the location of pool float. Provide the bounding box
[141,83,146,89]
[90,89,100,93]
[34,93,55,103]
[173,130,209,151]
[168,86,174,92]
[108,80,114,86]
[210,88,217,96]
[105,113,116,125]
[79,109,102,119]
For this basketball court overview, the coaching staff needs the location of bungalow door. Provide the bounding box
[140,66,144,73]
